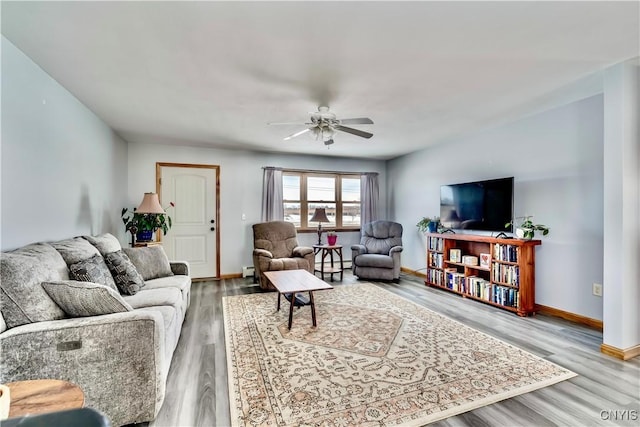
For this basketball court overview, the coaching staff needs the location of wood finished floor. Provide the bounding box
[145,271,640,427]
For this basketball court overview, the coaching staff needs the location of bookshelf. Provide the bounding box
[425,233,541,316]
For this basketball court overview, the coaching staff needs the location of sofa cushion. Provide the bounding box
[122,287,183,310]
[69,254,118,292]
[42,280,133,317]
[104,250,145,295]
[123,246,174,281]
[83,233,122,255]
[51,237,101,265]
[0,243,67,328]
[144,275,191,297]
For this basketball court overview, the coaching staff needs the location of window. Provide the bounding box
[283,171,361,230]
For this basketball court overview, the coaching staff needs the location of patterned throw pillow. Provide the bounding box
[68,254,118,292]
[104,250,145,295]
[123,246,174,281]
[42,281,133,317]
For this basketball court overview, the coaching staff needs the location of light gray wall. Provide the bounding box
[127,143,386,276]
[388,95,604,320]
[1,36,128,250]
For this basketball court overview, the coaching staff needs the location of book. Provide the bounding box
[450,249,462,262]
[462,255,478,266]
[479,253,491,268]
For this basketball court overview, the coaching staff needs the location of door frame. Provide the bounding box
[156,162,221,280]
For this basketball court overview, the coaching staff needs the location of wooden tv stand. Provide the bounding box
[425,233,541,316]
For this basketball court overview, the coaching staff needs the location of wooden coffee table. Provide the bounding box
[7,379,84,418]
[264,269,333,329]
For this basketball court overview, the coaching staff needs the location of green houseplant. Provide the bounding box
[505,215,550,240]
[416,216,440,233]
[121,202,174,241]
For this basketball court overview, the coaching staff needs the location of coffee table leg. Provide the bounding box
[309,291,317,327]
[288,292,295,329]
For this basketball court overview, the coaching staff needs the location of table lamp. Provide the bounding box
[136,193,165,214]
[310,208,330,245]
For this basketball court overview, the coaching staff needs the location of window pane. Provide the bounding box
[283,175,300,200]
[284,203,301,226]
[342,178,361,202]
[308,203,336,227]
[307,176,335,201]
[342,203,361,227]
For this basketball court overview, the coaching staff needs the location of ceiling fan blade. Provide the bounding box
[269,121,313,126]
[283,128,314,141]
[338,117,374,125]
[334,125,373,139]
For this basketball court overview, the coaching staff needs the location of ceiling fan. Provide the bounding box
[269,106,374,146]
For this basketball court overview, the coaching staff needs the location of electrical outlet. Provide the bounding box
[592,283,603,297]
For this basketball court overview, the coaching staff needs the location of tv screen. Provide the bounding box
[440,177,514,232]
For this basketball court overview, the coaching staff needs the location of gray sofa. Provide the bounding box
[351,220,403,282]
[0,234,191,426]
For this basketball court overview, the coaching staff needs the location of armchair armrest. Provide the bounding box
[293,246,314,257]
[170,261,190,276]
[389,246,403,255]
[351,244,367,257]
[253,248,273,259]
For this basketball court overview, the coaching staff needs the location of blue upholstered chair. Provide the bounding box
[351,221,403,282]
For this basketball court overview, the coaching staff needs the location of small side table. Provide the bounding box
[313,244,344,282]
[7,379,84,418]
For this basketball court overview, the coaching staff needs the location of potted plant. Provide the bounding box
[327,231,338,246]
[416,216,440,233]
[121,202,175,242]
[505,216,550,240]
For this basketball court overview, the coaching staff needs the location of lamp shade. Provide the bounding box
[136,193,165,214]
[310,208,329,223]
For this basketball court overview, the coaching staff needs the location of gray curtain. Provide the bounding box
[361,172,379,226]
[261,167,284,221]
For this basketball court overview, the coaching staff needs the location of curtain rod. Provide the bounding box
[262,166,377,176]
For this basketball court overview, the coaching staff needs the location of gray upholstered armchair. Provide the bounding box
[351,221,403,282]
[252,221,315,290]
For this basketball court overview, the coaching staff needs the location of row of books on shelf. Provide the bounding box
[493,263,520,286]
[428,252,444,268]
[494,243,519,262]
[427,237,443,252]
[443,269,520,308]
[426,268,444,286]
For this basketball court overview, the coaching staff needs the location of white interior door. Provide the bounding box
[160,165,218,279]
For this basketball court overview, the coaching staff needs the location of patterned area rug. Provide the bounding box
[223,283,576,426]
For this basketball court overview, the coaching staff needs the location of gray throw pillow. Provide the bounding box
[51,237,101,265]
[42,281,133,317]
[123,246,174,281]
[104,250,145,295]
[0,243,67,328]
[68,254,118,292]
[83,233,122,255]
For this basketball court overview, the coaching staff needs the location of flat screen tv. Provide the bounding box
[440,177,514,232]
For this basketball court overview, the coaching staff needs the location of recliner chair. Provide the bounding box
[351,221,403,282]
[252,221,315,290]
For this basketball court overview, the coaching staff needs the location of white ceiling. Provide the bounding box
[2,1,638,160]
